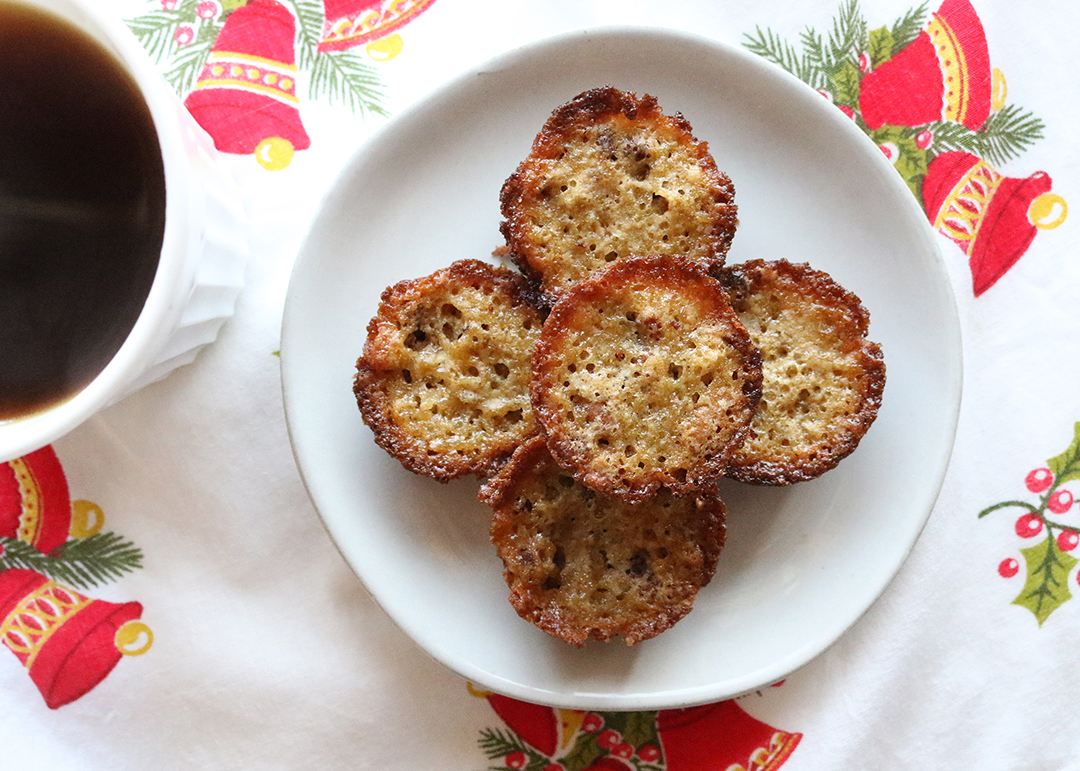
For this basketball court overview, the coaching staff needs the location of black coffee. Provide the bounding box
[0,1,166,420]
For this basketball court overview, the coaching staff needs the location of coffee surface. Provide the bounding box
[0,1,166,420]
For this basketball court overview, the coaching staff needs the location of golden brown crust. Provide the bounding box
[531,254,762,503]
[500,87,738,305]
[353,260,544,481]
[718,259,885,485]
[481,437,726,647]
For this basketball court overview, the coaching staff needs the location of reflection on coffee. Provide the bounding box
[0,1,166,420]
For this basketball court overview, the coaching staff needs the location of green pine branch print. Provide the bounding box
[823,0,868,73]
[0,533,143,590]
[889,1,929,52]
[478,709,666,771]
[979,423,1080,626]
[127,0,222,96]
[742,0,1048,214]
[924,105,1045,167]
[478,727,549,771]
[288,0,389,117]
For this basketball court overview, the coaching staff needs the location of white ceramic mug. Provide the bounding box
[0,0,248,463]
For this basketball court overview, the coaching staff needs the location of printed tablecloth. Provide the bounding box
[2,0,1077,768]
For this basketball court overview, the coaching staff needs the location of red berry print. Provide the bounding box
[839,105,855,120]
[196,0,220,19]
[1049,489,1074,514]
[1016,513,1044,538]
[637,744,661,763]
[581,713,604,733]
[915,129,933,149]
[174,24,195,46]
[858,51,871,71]
[998,558,1020,578]
[1026,468,1054,493]
[611,741,634,759]
[597,729,621,750]
[1058,530,1080,552]
[506,751,527,770]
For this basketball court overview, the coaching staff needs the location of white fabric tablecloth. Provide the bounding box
[2,0,1078,768]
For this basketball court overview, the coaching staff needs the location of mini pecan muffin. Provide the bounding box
[354,260,544,481]
[718,259,885,484]
[531,254,762,503]
[500,87,738,304]
[481,437,727,647]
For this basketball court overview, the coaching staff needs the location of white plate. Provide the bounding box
[281,26,962,710]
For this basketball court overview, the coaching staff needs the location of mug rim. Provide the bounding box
[0,0,197,462]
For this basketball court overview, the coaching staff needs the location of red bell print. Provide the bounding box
[318,0,439,57]
[184,0,311,170]
[859,0,1001,131]
[656,700,802,771]
[0,447,103,556]
[0,569,152,709]
[923,151,1068,296]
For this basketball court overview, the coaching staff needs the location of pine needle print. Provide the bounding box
[742,0,1050,214]
[292,0,389,116]
[0,533,144,590]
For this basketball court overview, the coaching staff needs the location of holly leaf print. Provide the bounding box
[866,25,894,68]
[870,125,928,197]
[616,710,660,752]
[1013,536,1078,626]
[828,60,862,109]
[559,732,605,771]
[1047,422,1080,486]
[892,139,927,197]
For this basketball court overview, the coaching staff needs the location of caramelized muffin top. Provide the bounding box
[481,437,727,647]
[531,254,762,503]
[500,87,737,304]
[354,259,544,481]
[718,259,885,484]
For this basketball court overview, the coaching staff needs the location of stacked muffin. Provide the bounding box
[353,87,884,647]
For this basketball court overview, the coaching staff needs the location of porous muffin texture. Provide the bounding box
[531,254,762,504]
[500,86,738,303]
[481,437,727,647]
[718,259,885,485]
[354,259,544,481]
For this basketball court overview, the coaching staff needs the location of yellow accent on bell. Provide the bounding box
[247,67,260,80]
[1028,193,1067,230]
[928,13,970,125]
[209,50,297,72]
[255,136,295,171]
[11,458,41,545]
[556,708,585,753]
[115,620,153,656]
[0,582,91,668]
[211,64,224,76]
[193,78,299,104]
[367,33,403,62]
[280,78,293,91]
[991,68,1007,111]
[934,160,1001,250]
[69,499,104,538]
[265,72,278,85]
[465,682,492,698]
